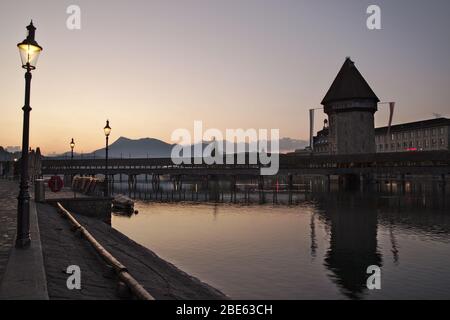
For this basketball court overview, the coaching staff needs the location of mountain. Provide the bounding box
[89,137,174,158]
[278,138,308,153]
[51,136,308,159]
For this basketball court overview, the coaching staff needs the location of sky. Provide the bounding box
[0,0,449,154]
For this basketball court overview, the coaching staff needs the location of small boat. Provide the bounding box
[112,194,135,214]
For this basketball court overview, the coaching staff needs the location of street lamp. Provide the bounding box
[16,21,43,248]
[70,138,75,184]
[70,138,75,159]
[104,120,111,197]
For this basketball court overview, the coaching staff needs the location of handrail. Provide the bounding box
[56,202,154,300]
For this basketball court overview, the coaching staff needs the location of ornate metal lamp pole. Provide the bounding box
[103,120,111,197]
[16,21,43,248]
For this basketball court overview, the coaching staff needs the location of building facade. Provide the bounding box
[375,118,450,153]
[312,117,450,153]
[312,120,330,154]
[321,58,379,155]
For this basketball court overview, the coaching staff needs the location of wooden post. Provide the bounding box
[258,176,265,204]
[288,174,293,205]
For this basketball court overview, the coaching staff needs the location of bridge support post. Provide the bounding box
[360,173,373,192]
[171,175,183,201]
[258,176,265,204]
[230,175,237,203]
[127,174,137,198]
[338,174,360,191]
[441,174,447,194]
[208,175,219,202]
[400,174,406,194]
[111,174,115,195]
[326,174,331,192]
[151,174,160,192]
[288,174,293,205]
[273,177,278,204]
[127,174,132,197]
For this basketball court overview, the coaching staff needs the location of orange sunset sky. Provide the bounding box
[1,0,449,154]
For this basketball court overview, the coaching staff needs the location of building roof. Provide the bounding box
[375,118,450,134]
[321,58,380,105]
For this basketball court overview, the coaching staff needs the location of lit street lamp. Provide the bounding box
[70,138,75,159]
[16,21,43,248]
[104,120,111,197]
[70,138,75,184]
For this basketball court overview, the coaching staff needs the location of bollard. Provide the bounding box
[34,179,45,202]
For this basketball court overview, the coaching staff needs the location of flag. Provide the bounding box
[309,109,315,149]
[387,102,395,137]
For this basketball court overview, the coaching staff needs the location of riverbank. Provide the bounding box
[37,202,227,300]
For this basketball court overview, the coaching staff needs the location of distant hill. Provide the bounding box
[278,138,308,153]
[92,136,174,158]
[51,136,308,159]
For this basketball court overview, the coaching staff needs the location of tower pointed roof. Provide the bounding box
[321,58,379,105]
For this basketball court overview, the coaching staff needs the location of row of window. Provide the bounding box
[376,127,447,143]
[378,138,447,151]
[314,146,329,153]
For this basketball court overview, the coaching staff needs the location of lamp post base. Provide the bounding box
[16,191,31,249]
[15,237,31,249]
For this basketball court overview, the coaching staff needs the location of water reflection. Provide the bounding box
[313,193,382,299]
[311,189,450,299]
[113,182,450,299]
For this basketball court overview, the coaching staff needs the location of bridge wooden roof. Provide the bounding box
[321,58,380,105]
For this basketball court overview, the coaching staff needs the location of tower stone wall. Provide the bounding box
[326,100,377,154]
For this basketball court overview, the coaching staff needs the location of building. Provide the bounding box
[312,117,450,153]
[321,57,380,155]
[312,120,330,154]
[375,118,450,152]
[305,57,450,155]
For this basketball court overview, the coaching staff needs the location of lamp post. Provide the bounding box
[16,21,43,248]
[103,120,111,197]
[70,138,75,185]
[70,138,75,160]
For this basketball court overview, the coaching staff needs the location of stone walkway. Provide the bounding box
[37,203,119,299]
[0,180,18,283]
[37,203,227,300]
[1,180,226,300]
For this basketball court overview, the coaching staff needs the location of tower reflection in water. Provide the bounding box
[312,181,449,300]
[315,193,382,300]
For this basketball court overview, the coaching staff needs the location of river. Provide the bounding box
[112,187,450,299]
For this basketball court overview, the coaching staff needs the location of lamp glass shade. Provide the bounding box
[104,121,111,137]
[18,42,42,69]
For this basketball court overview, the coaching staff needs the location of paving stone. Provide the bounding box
[0,180,18,284]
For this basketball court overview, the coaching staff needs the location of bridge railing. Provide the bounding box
[41,151,450,175]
